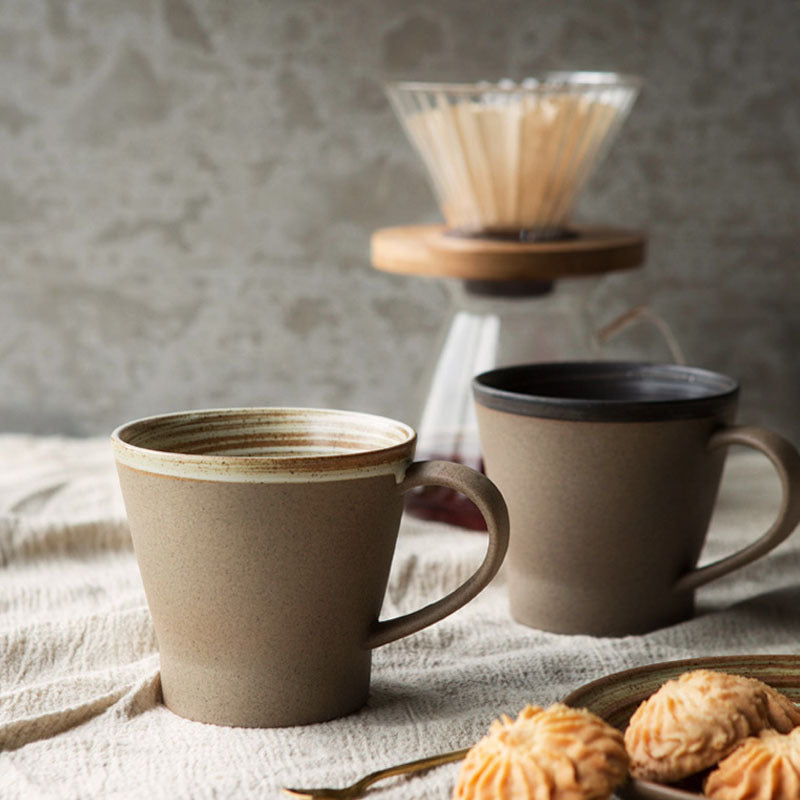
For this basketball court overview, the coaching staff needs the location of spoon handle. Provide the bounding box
[358,745,469,787]
[282,745,469,798]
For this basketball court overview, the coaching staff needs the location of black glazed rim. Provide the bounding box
[472,362,740,422]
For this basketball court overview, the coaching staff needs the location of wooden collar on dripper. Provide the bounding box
[370,224,646,283]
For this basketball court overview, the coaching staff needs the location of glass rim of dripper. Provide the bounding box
[385,71,643,95]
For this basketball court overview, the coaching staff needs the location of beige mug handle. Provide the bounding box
[366,460,509,648]
[675,425,800,594]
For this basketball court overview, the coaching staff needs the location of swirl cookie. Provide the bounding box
[705,728,800,800]
[624,669,800,783]
[761,684,800,733]
[453,703,628,800]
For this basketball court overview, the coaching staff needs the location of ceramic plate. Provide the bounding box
[562,654,800,800]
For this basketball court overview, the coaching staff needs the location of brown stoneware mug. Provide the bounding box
[111,407,508,727]
[473,362,800,636]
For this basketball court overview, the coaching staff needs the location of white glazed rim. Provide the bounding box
[111,407,416,483]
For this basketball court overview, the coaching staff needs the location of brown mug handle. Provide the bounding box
[365,460,509,649]
[675,425,800,594]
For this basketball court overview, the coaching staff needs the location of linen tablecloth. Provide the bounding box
[1,434,799,799]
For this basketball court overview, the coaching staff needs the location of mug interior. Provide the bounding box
[473,362,740,421]
[111,408,416,481]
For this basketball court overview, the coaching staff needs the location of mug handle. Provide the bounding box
[365,460,509,649]
[674,425,800,594]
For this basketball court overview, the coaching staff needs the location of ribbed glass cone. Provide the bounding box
[386,72,641,240]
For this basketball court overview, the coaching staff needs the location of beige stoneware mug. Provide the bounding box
[473,362,800,637]
[111,407,509,728]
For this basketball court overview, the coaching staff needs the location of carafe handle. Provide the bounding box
[592,304,685,364]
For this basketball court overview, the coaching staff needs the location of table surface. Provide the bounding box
[1,434,798,799]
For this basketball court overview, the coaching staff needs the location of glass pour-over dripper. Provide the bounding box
[386,72,641,240]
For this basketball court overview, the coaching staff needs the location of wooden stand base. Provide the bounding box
[371,224,646,282]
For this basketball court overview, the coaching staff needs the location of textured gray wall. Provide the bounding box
[2,0,799,442]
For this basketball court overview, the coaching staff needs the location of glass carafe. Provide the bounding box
[406,276,682,529]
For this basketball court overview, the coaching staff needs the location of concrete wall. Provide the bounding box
[2,0,798,443]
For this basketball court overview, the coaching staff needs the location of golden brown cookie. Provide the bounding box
[624,670,800,784]
[762,684,800,733]
[705,728,800,800]
[453,703,628,800]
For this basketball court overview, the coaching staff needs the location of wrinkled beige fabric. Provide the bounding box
[1,436,798,799]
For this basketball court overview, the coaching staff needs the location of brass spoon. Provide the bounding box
[282,745,469,799]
